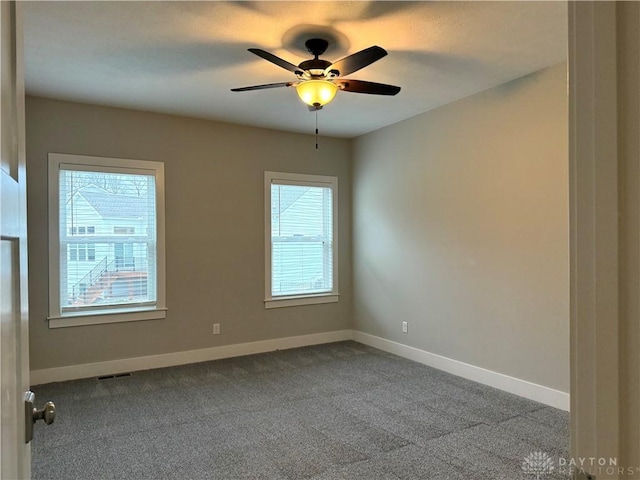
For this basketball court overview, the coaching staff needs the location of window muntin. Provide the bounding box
[48,153,166,327]
[265,172,338,308]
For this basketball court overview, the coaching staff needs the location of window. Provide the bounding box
[48,153,166,328]
[70,226,95,235]
[69,243,95,262]
[264,171,338,308]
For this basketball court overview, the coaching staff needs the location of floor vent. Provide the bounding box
[97,372,132,380]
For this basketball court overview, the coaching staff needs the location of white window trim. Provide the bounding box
[264,171,339,309]
[47,153,167,328]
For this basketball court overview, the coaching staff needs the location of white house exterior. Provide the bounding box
[61,185,155,308]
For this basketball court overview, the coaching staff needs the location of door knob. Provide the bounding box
[24,391,56,443]
[33,401,56,425]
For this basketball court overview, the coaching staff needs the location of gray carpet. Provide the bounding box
[31,341,570,479]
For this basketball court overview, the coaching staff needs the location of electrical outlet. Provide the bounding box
[213,323,220,335]
[402,321,408,333]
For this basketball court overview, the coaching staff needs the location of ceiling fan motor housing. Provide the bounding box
[298,58,332,74]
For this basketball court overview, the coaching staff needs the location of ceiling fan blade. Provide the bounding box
[337,79,401,95]
[327,46,387,77]
[230,82,294,92]
[248,48,302,74]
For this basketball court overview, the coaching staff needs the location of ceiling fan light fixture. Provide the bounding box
[296,80,338,107]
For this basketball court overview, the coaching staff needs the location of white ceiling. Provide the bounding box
[22,1,567,138]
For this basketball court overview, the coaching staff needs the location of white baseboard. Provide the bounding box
[353,331,570,411]
[30,329,570,412]
[30,329,353,385]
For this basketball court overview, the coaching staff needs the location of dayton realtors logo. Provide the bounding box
[522,452,634,478]
[521,451,555,479]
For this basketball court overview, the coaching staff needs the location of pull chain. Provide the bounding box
[315,110,319,150]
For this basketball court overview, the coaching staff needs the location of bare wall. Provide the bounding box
[26,97,352,370]
[352,63,569,392]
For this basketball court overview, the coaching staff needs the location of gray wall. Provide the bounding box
[26,97,352,370]
[352,63,569,392]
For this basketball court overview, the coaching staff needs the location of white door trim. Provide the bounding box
[569,0,620,469]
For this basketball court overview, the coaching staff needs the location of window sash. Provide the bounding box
[265,171,338,305]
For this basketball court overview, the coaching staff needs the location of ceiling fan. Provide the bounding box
[231,38,401,111]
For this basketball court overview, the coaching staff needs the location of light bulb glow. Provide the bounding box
[295,80,338,107]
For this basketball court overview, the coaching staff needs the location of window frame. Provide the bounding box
[48,153,167,328]
[264,171,339,309]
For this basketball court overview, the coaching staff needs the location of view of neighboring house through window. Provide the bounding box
[264,171,338,308]
[48,153,166,327]
[61,170,153,309]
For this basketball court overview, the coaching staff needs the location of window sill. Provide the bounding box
[264,294,339,309]
[48,307,167,329]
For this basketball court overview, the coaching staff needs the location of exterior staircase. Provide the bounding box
[70,257,147,306]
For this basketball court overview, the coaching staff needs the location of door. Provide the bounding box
[1,1,30,478]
